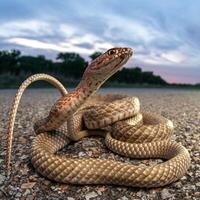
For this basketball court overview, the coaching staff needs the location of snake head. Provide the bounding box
[83,47,133,82]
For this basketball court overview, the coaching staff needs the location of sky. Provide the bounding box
[0,0,200,84]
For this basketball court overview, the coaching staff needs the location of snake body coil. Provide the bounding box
[6,47,190,187]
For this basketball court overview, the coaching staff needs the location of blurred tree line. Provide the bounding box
[0,49,169,87]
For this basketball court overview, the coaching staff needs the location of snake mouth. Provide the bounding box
[110,54,131,75]
[129,49,133,57]
[118,53,132,68]
[107,56,130,79]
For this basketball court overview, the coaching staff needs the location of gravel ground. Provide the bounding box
[0,88,200,200]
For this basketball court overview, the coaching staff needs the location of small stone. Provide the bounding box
[121,196,129,200]
[0,151,6,156]
[20,155,28,160]
[0,175,6,184]
[78,152,86,157]
[193,156,199,161]
[195,182,200,187]
[29,175,37,181]
[181,176,187,180]
[136,190,144,197]
[85,191,98,200]
[16,192,22,198]
[187,172,193,177]
[82,140,95,147]
[67,197,75,200]
[20,167,29,176]
[84,147,100,155]
[184,184,196,190]
[26,195,35,200]
[173,182,182,188]
[21,182,36,189]
[23,189,31,196]
[96,186,107,195]
[50,186,55,190]
[43,180,51,186]
[185,126,191,132]
[58,184,69,191]
[194,192,200,197]
[161,189,174,199]
[19,136,27,144]
[87,151,92,156]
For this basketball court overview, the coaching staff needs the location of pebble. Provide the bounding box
[78,152,87,157]
[173,182,182,188]
[29,175,37,182]
[26,195,35,200]
[23,189,31,196]
[194,192,200,197]
[161,189,174,199]
[96,186,107,195]
[18,136,27,144]
[195,182,200,187]
[43,180,51,186]
[0,175,5,184]
[67,197,75,200]
[185,126,191,132]
[120,196,129,200]
[21,182,36,189]
[1,89,200,199]
[85,191,98,200]
[136,190,144,197]
[82,140,96,147]
[0,151,5,156]
[15,192,21,198]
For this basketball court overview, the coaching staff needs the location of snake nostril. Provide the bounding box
[127,48,133,56]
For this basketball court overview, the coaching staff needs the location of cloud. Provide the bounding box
[6,36,114,55]
[161,51,187,64]
[0,0,200,83]
[0,20,52,38]
[6,37,93,54]
[7,38,66,51]
[59,24,78,38]
[131,58,200,84]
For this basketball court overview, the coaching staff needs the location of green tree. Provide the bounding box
[0,49,169,87]
[19,55,53,74]
[0,49,21,75]
[56,52,87,78]
[89,52,102,60]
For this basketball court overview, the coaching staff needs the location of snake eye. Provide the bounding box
[108,49,117,55]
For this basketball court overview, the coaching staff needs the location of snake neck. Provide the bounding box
[76,75,102,96]
[34,76,103,133]
[65,76,103,113]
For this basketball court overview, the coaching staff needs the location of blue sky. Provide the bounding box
[0,0,200,83]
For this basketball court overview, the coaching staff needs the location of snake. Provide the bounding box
[5,47,191,188]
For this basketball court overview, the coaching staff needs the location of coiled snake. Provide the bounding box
[6,47,190,187]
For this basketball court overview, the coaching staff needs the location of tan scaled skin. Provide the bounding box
[6,47,132,173]
[6,47,190,187]
[33,47,133,134]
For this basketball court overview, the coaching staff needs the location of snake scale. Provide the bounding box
[6,47,190,187]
